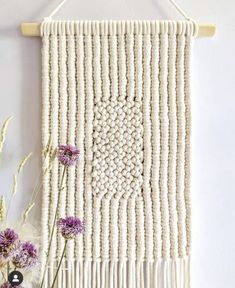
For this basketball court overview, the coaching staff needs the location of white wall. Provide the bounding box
[0,0,234,287]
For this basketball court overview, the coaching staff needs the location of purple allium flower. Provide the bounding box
[58,216,84,240]
[12,241,38,270]
[1,283,23,288]
[0,283,9,288]
[57,144,80,166]
[0,228,19,259]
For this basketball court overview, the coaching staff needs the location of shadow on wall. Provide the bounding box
[20,36,42,224]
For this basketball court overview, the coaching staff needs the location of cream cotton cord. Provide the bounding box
[41,20,197,288]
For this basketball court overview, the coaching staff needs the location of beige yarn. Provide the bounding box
[41,20,197,288]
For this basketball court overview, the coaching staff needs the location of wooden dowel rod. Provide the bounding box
[20,22,216,37]
[21,23,40,37]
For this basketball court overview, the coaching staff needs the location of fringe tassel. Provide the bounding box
[62,261,66,288]
[188,256,191,288]
[75,260,79,288]
[92,260,97,288]
[105,261,109,288]
[167,260,171,288]
[123,260,127,288]
[132,260,136,288]
[45,269,48,288]
[128,260,132,288]
[154,260,159,288]
[48,260,54,286]
[84,260,88,288]
[172,261,175,287]
[119,260,123,288]
[97,261,101,288]
[136,260,140,288]
[43,258,190,288]
[149,261,154,288]
[114,261,118,288]
[79,260,83,288]
[146,261,150,288]
[67,261,72,287]
[140,261,144,288]
[110,260,114,288]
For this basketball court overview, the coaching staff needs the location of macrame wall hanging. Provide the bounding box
[20,0,215,287]
[41,19,195,288]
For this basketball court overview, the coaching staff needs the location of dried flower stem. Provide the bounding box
[1,269,6,282]
[7,263,10,279]
[0,196,6,222]
[18,152,32,175]
[12,174,17,195]
[7,153,32,219]
[43,135,52,158]
[22,202,35,225]
[40,166,67,288]
[6,174,17,220]
[31,148,57,204]
[30,139,52,205]
[21,137,54,225]
[0,116,13,155]
[6,196,13,220]
[50,240,68,288]
[22,148,57,225]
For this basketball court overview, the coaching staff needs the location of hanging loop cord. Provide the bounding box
[44,0,68,21]
[44,0,194,21]
[168,0,192,21]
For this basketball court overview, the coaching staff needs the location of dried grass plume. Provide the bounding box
[0,116,13,155]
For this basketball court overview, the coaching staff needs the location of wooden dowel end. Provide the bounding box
[197,23,216,38]
[21,23,40,37]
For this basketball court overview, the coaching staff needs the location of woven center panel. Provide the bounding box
[92,99,143,260]
[92,100,143,199]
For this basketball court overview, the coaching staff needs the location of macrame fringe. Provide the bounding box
[44,257,190,288]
